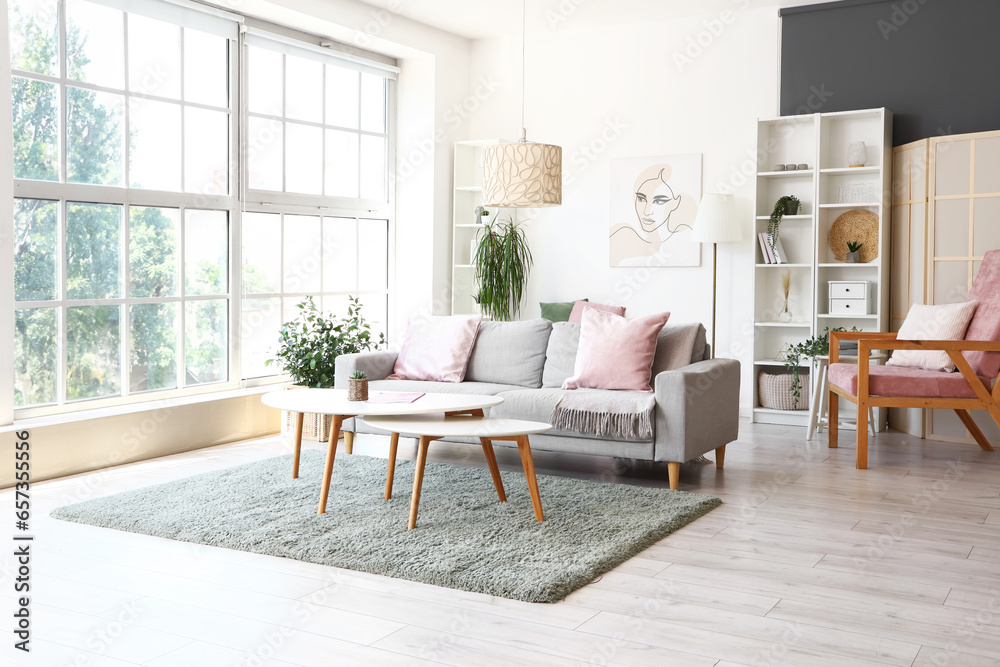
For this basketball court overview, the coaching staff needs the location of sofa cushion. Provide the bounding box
[492,388,654,443]
[540,299,586,322]
[651,322,708,375]
[464,319,552,388]
[542,321,706,388]
[563,309,670,391]
[542,322,581,388]
[828,363,994,398]
[389,314,481,382]
[568,300,625,323]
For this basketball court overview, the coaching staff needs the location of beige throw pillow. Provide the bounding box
[885,301,978,372]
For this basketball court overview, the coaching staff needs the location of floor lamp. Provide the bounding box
[690,194,742,358]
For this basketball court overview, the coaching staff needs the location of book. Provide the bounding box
[365,392,425,404]
[771,235,790,264]
[758,232,775,264]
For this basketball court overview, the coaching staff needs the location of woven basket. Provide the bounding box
[758,371,810,411]
[829,209,879,262]
[280,385,334,441]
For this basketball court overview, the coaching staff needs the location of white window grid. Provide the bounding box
[9,2,396,421]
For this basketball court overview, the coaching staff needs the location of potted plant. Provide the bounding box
[266,296,385,440]
[784,326,860,409]
[266,295,385,387]
[473,217,533,321]
[768,195,800,254]
[348,370,369,401]
[846,241,863,263]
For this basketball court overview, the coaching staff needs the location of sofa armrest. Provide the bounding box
[653,358,740,463]
[334,351,398,388]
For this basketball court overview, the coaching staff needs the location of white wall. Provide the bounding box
[466,7,781,414]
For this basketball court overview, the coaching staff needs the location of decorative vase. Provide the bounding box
[348,378,369,401]
[847,141,868,168]
[846,251,861,263]
[778,302,793,323]
[784,200,799,215]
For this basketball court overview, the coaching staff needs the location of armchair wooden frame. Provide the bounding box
[828,331,1000,468]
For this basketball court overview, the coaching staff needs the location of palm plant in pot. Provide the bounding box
[473,218,533,321]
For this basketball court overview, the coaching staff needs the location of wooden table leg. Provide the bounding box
[515,435,544,522]
[408,435,431,529]
[479,437,507,502]
[344,430,355,455]
[318,414,344,515]
[292,412,304,478]
[385,432,399,500]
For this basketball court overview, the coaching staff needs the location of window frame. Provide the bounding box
[8,1,396,421]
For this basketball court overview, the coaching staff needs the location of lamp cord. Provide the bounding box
[520,0,526,142]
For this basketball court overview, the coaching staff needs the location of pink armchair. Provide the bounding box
[827,249,1000,468]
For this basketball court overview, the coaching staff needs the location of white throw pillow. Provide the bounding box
[885,301,978,372]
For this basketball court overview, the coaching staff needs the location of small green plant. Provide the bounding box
[847,240,864,252]
[349,370,368,380]
[768,195,800,253]
[784,326,860,407]
[473,217,533,321]
[266,296,385,387]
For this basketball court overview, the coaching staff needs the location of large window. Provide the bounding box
[8,0,396,416]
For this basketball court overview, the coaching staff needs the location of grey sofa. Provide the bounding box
[335,319,740,489]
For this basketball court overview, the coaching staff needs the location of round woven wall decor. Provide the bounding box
[829,209,879,262]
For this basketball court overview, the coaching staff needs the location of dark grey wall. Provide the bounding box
[780,0,1000,146]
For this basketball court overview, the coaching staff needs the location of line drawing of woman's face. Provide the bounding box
[634,169,682,234]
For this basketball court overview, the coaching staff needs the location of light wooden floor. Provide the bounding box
[3,421,1000,667]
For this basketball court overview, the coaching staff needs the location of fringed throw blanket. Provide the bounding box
[551,390,656,440]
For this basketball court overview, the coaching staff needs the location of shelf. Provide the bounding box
[753,407,809,414]
[817,262,879,268]
[455,224,484,228]
[817,313,878,319]
[453,264,474,269]
[754,360,804,367]
[455,186,482,192]
[818,202,880,209]
[820,166,881,174]
[756,263,811,268]
[755,214,811,220]
[754,321,811,327]
[757,170,814,178]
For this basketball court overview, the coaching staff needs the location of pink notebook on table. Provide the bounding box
[365,392,425,404]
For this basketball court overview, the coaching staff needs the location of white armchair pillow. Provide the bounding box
[885,301,978,372]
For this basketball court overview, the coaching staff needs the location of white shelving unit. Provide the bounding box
[752,108,893,427]
[451,140,518,316]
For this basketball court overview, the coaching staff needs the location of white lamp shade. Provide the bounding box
[690,193,742,243]
[482,141,562,207]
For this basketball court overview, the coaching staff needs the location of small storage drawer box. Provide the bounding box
[829,298,867,314]
[830,282,868,298]
[828,281,871,315]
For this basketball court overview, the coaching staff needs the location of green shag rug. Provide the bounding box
[51,450,720,602]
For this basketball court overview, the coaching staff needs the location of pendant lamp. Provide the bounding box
[482,0,562,207]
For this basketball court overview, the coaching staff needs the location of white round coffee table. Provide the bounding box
[261,389,503,514]
[363,414,552,529]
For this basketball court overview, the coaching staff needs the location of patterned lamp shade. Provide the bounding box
[482,141,562,207]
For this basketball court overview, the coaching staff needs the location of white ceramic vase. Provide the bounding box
[847,141,868,168]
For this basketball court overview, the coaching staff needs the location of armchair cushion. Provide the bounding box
[885,301,978,372]
[964,249,1000,378]
[829,362,994,399]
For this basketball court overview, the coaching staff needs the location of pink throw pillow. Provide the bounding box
[568,300,626,323]
[563,309,671,391]
[389,315,482,382]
